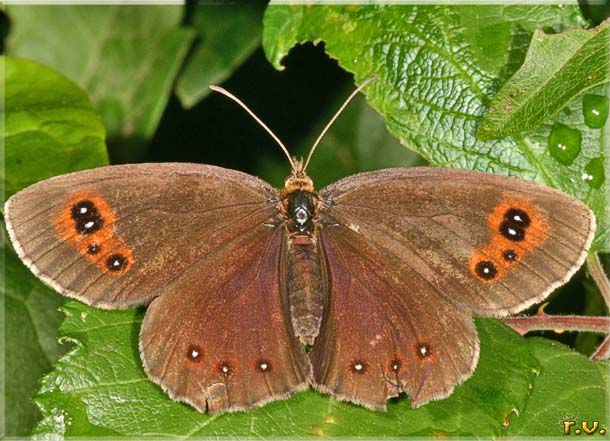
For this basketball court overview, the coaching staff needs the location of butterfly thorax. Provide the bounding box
[281,170,317,235]
[281,173,327,345]
[285,190,315,234]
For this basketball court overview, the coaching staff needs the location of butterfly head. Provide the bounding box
[284,158,314,195]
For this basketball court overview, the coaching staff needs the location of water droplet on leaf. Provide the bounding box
[548,123,581,165]
[582,157,605,189]
[582,94,609,129]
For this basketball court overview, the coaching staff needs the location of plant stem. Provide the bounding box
[590,335,610,361]
[500,315,610,335]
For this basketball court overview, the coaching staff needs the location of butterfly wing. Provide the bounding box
[5,163,312,412]
[140,223,312,413]
[318,167,595,315]
[312,167,594,408]
[313,225,479,408]
[5,163,277,308]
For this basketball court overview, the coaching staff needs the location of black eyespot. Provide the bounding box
[416,343,432,359]
[106,254,128,272]
[499,221,525,241]
[503,208,530,228]
[256,359,272,373]
[503,249,518,262]
[350,359,368,374]
[87,243,101,255]
[71,200,97,220]
[71,200,103,234]
[218,361,235,376]
[186,345,204,364]
[389,359,402,372]
[475,260,498,280]
[76,218,103,234]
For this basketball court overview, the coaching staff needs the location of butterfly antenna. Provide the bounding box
[302,74,377,172]
[209,85,296,171]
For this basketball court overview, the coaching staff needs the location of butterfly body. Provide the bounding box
[281,179,327,345]
[5,163,595,414]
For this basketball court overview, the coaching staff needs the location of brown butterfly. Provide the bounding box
[5,77,595,414]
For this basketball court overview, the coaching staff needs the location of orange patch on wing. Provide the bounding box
[53,191,134,275]
[469,198,550,283]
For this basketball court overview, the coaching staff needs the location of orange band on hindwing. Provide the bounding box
[53,191,134,275]
[469,198,550,283]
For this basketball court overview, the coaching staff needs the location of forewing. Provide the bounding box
[140,225,312,413]
[5,163,278,308]
[318,167,595,316]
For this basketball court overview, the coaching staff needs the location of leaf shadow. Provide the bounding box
[497,24,531,87]
[129,306,147,376]
[106,135,151,165]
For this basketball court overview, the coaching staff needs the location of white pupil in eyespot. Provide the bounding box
[84,221,95,229]
[79,207,88,214]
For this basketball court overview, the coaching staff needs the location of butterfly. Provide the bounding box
[4,77,595,414]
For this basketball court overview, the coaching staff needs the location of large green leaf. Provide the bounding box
[450,6,591,85]
[518,82,610,254]
[176,2,264,108]
[507,338,609,436]
[2,56,109,437]
[33,300,544,438]
[6,5,195,161]
[1,56,107,206]
[478,20,610,140]
[3,245,66,437]
[262,4,609,252]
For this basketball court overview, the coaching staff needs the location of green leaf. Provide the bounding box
[262,4,609,252]
[6,5,195,161]
[1,56,108,207]
[33,301,542,438]
[2,56,109,436]
[176,2,264,108]
[516,82,610,252]
[451,6,591,85]
[3,244,66,437]
[478,20,610,140]
[507,338,609,436]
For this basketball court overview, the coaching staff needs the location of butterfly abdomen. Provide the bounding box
[285,234,327,346]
